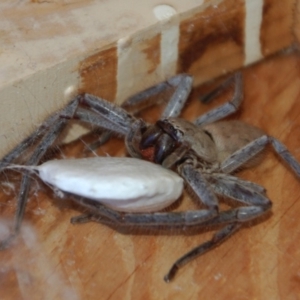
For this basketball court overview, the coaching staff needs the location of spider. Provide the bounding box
[0,72,300,282]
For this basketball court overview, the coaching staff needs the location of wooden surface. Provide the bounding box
[0,0,297,157]
[1,51,300,299]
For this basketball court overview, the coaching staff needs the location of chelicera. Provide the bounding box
[0,73,300,282]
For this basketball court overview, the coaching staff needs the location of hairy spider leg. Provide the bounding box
[164,132,300,281]
[220,135,300,176]
[204,173,272,219]
[68,160,271,281]
[0,93,139,249]
[77,74,193,152]
[76,109,120,153]
[123,74,193,118]
[164,223,241,282]
[84,74,194,150]
[205,173,266,195]
[0,99,79,249]
[0,115,62,170]
[70,172,270,228]
[194,73,243,126]
[70,174,271,282]
[199,74,236,104]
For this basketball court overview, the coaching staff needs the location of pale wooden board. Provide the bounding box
[0,0,296,158]
[0,51,300,299]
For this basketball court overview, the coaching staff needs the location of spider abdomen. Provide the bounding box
[203,120,265,165]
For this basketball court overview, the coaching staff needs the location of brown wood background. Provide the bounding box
[1,51,300,299]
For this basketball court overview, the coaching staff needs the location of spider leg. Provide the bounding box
[122,74,193,118]
[194,73,243,126]
[204,173,270,206]
[75,94,140,152]
[179,166,270,224]
[180,164,219,216]
[69,163,219,226]
[78,94,136,135]
[71,164,218,226]
[220,135,300,177]
[125,119,147,159]
[122,78,174,112]
[75,108,129,135]
[71,201,267,228]
[1,93,136,168]
[69,166,272,282]
[70,171,270,282]
[202,173,271,223]
[0,99,80,249]
[71,197,216,226]
[164,223,241,282]
[161,74,193,118]
[76,75,193,151]
[199,74,235,104]
[78,74,191,151]
[75,106,129,153]
[70,213,121,229]
[0,113,60,169]
[82,129,112,153]
[207,173,266,194]
[71,202,249,283]
[70,214,95,224]
[164,172,272,282]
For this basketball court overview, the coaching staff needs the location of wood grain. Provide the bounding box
[1,0,296,158]
[1,51,300,299]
